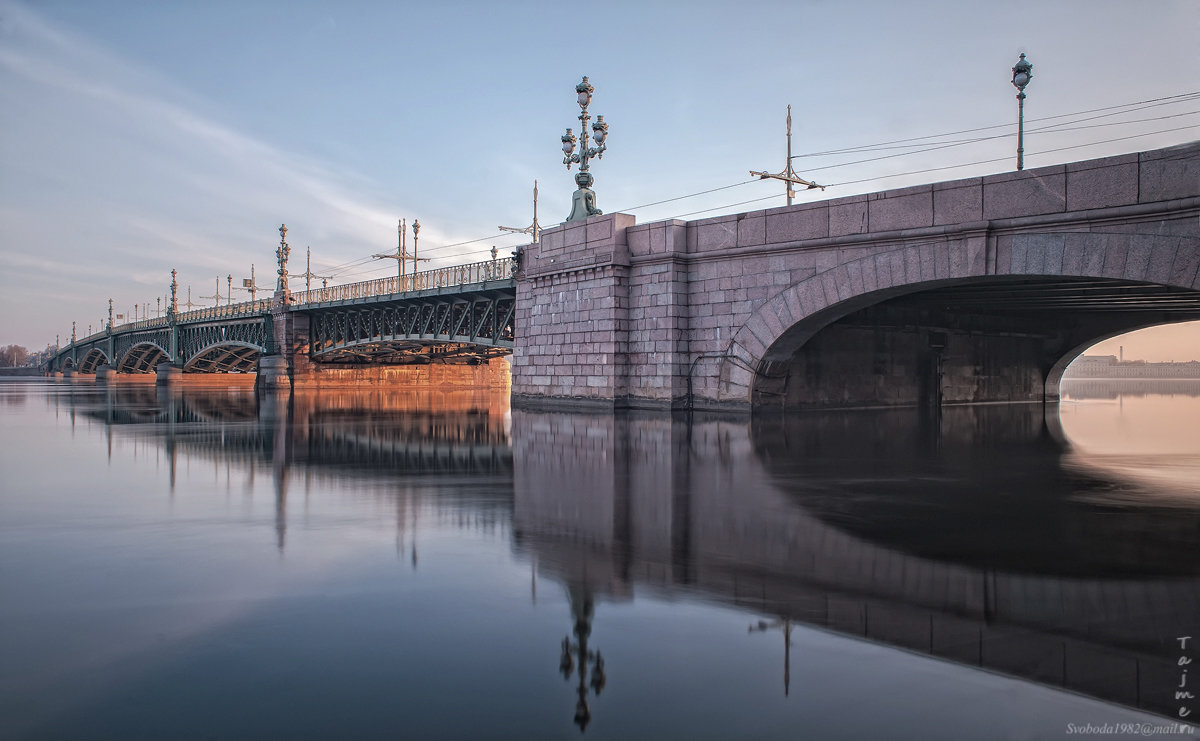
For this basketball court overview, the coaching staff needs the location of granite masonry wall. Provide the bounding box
[511,142,1200,410]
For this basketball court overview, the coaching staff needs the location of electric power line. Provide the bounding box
[293,94,1200,277]
[792,91,1200,158]
[825,123,1200,188]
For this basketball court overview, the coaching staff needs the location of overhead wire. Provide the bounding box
[301,92,1200,280]
[792,91,1200,157]
[796,108,1200,175]
[641,123,1199,223]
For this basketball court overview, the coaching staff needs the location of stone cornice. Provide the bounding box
[628,196,1199,268]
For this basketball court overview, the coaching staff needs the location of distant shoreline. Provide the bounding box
[0,368,40,377]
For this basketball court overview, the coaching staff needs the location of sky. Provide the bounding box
[1,0,1198,358]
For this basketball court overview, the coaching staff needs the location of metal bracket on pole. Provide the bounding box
[749,105,825,206]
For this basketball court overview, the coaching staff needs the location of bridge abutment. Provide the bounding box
[513,213,636,409]
[513,214,696,410]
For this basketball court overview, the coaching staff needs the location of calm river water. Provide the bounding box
[1,378,1197,740]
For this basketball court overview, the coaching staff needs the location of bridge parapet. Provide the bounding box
[175,299,272,324]
[290,257,516,307]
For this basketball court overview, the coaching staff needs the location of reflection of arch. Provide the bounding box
[78,347,110,374]
[117,342,170,374]
[184,342,264,373]
[728,229,1200,410]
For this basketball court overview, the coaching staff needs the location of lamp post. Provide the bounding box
[169,270,178,317]
[561,76,610,222]
[277,224,291,294]
[1011,53,1033,171]
[411,219,420,277]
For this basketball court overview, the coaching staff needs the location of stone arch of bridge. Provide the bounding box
[184,342,265,374]
[78,347,110,374]
[116,341,170,374]
[723,229,1200,411]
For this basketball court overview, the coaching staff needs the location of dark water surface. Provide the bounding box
[1,379,1197,740]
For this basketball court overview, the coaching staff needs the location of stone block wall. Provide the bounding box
[512,213,634,407]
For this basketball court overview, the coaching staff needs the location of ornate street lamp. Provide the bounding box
[561,76,610,222]
[411,219,421,277]
[1012,53,1033,171]
[277,224,291,293]
[169,270,179,316]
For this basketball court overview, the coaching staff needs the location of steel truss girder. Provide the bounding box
[111,329,170,373]
[308,290,515,365]
[78,347,110,374]
[178,319,269,363]
[117,342,170,374]
[184,342,263,373]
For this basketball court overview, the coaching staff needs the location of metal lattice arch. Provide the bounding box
[117,341,171,374]
[78,347,110,374]
[178,318,272,373]
[184,342,266,373]
[308,290,515,365]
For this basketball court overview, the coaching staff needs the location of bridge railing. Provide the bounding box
[174,298,273,324]
[290,257,517,307]
[94,300,273,336]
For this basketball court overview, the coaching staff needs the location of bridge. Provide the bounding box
[49,257,516,387]
[49,140,1200,411]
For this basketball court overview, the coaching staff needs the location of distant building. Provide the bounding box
[1065,355,1200,378]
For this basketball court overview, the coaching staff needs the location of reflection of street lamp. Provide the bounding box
[559,588,606,732]
[1011,53,1034,171]
[561,76,610,223]
[750,617,794,696]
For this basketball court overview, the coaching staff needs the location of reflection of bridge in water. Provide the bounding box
[63,386,513,553]
[55,386,1199,720]
[72,386,512,479]
[512,407,1200,721]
